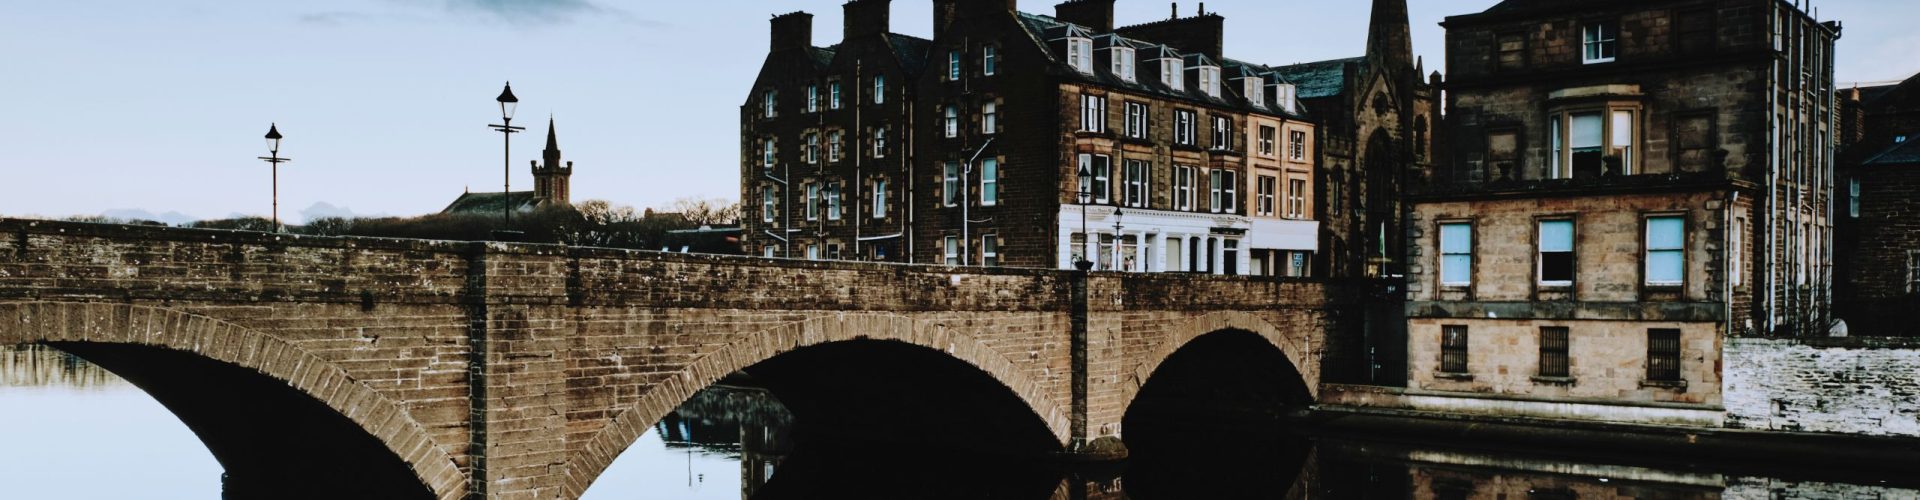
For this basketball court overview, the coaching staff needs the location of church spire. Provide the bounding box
[544,115,559,152]
[532,116,571,206]
[1366,0,1413,70]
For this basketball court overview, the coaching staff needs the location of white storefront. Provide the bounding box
[1058,206,1295,274]
[1248,217,1321,276]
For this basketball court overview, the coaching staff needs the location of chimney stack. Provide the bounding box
[844,0,891,39]
[1055,0,1115,33]
[770,11,813,52]
[1116,9,1226,59]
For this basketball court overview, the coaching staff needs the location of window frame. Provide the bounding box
[825,182,842,220]
[1539,327,1571,378]
[981,234,999,267]
[1255,175,1277,217]
[1643,214,1687,288]
[948,50,962,81]
[872,179,888,219]
[1548,104,1641,178]
[1438,221,1474,288]
[1123,159,1149,208]
[983,101,999,135]
[873,75,886,105]
[873,127,887,158]
[942,162,961,208]
[1583,21,1618,64]
[1536,218,1576,288]
[806,84,819,113]
[1646,329,1683,382]
[829,81,842,110]
[1258,126,1277,156]
[1286,178,1306,219]
[761,186,776,223]
[982,45,999,76]
[1289,129,1306,161]
[1081,94,1107,133]
[980,158,999,207]
[1174,110,1196,146]
[944,236,960,266]
[1124,102,1149,139]
[1173,165,1195,211]
[805,182,820,221]
[1112,47,1136,82]
[944,105,959,138]
[1211,115,1232,151]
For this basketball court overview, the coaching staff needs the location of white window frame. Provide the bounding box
[1123,159,1149,208]
[1245,77,1265,107]
[805,183,820,221]
[1287,178,1306,219]
[983,45,999,76]
[825,183,842,220]
[873,179,888,219]
[943,162,961,207]
[944,106,959,138]
[829,81,842,110]
[1124,102,1149,139]
[1113,47,1136,82]
[1174,165,1196,211]
[807,244,821,261]
[1162,59,1185,90]
[873,75,886,105]
[763,89,777,118]
[828,131,843,162]
[804,133,819,164]
[1289,130,1306,160]
[949,50,962,81]
[762,138,776,170]
[1256,175,1277,217]
[1439,222,1473,287]
[1583,22,1618,64]
[1081,94,1107,133]
[1212,115,1232,150]
[981,235,999,267]
[983,102,998,135]
[1199,66,1220,98]
[1068,38,1093,74]
[1209,169,1225,213]
[944,236,960,266]
[1259,126,1277,156]
[806,84,819,113]
[1175,110,1196,146]
[873,127,887,158]
[1078,154,1112,204]
[761,187,776,223]
[1538,219,1575,287]
[1645,215,1686,287]
[981,158,999,206]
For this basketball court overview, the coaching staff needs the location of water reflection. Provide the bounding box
[4,345,1918,499]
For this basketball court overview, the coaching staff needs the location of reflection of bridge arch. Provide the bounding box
[563,312,1073,498]
[1126,311,1319,405]
[0,302,465,500]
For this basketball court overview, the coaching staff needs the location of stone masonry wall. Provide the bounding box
[1724,336,1920,437]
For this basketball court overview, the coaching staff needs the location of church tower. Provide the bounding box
[1366,0,1414,71]
[531,117,572,206]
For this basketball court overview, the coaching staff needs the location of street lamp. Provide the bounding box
[256,124,292,233]
[962,137,996,266]
[1075,162,1094,271]
[1113,209,1126,272]
[489,82,525,228]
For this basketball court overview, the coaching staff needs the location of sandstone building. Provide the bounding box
[740,0,1367,277]
[1405,0,1840,423]
[444,118,574,215]
[1834,73,1920,335]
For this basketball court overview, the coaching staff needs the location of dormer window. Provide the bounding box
[1112,47,1137,82]
[1067,37,1093,74]
[1197,66,1221,98]
[1161,58,1185,91]
[1276,83,1298,113]
[1244,77,1265,106]
[1583,21,1618,64]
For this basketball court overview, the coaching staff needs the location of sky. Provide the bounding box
[2,0,1916,224]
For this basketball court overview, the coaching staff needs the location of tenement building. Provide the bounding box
[1834,72,1920,335]
[740,4,929,261]
[1407,0,1839,423]
[740,0,1333,276]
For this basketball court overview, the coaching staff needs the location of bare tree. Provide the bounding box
[664,197,740,226]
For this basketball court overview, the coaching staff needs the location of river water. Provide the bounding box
[2,345,1913,499]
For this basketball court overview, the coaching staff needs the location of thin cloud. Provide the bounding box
[442,0,661,26]
[298,12,373,26]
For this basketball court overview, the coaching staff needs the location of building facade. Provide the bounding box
[1834,73,1920,335]
[1407,0,1839,423]
[738,0,1327,276]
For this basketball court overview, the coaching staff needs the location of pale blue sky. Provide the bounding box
[2,0,1914,223]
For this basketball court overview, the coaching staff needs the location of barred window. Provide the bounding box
[1441,325,1469,374]
[1539,327,1570,378]
[1647,329,1682,382]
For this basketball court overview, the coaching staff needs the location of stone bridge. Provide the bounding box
[0,219,1346,499]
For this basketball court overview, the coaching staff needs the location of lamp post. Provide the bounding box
[489,82,525,228]
[1113,209,1126,272]
[962,137,996,266]
[257,124,292,233]
[1075,162,1094,271]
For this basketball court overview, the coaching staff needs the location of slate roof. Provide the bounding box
[1863,139,1920,166]
[443,191,540,215]
[1013,12,1310,120]
[1272,57,1366,100]
[886,33,933,75]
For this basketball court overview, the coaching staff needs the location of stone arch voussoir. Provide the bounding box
[563,312,1070,498]
[1125,311,1319,406]
[0,302,467,500]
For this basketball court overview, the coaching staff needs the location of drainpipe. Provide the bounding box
[855,61,864,259]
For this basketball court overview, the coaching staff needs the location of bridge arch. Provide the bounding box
[565,312,1071,497]
[1126,311,1319,403]
[0,302,466,500]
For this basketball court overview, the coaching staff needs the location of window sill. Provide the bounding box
[1434,372,1474,381]
[1538,282,1573,290]
[1531,376,1577,386]
[1640,379,1688,390]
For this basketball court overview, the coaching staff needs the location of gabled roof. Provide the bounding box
[1864,139,1920,166]
[1012,12,1307,120]
[1272,57,1366,99]
[443,191,540,215]
[886,34,933,75]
